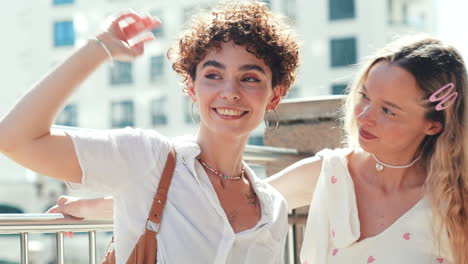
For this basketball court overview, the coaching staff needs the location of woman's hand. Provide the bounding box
[95,10,161,61]
[46,195,114,220]
[46,196,114,238]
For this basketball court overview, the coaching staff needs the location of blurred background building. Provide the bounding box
[0,0,460,262]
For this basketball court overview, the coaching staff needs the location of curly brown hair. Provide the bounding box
[167,0,300,97]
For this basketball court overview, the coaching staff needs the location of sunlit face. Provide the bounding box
[187,41,282,138]
[354,61,441,156]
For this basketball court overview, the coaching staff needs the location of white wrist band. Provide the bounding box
[91,37,114,66]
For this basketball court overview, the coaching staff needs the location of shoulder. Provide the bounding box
[65,126,169,145]
[116,127,169,145]
[315,147,353,159]
[293,148,352,175]
[108,127,171,150]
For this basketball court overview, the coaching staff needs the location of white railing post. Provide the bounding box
[89,230,97,264]
[56,231,65,264]
[20,232,29,264]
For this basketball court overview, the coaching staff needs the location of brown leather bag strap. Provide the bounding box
[145,147,176,233]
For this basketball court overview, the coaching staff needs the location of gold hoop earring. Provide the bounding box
[264,109,279,130]
[191,101,200,123]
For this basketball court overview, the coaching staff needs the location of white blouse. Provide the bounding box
[300,148,453,264]
[65,128,288,264]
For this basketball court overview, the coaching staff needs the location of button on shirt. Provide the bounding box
[65,128,288,264]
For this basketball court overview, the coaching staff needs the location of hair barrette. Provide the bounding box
[428,83,458,111]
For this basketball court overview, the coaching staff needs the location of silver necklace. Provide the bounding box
[372,154,421,172]
[196,156,244,180]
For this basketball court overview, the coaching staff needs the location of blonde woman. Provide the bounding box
[0,2,299,263]
[270,35,467,263]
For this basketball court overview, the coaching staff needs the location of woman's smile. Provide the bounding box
[213,107,249,119]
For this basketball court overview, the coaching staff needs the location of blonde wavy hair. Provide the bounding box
[167,0,300,96]
[342,35,467,263]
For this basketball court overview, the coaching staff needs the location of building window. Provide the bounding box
[110,62,133,85]
[111,100,134,128]
[329,0,355,21]
[151,97,168,126]
[331,83,348,95]
[55,104,78,127]
[53,0,74,5]
[282,0,297,23]
[150,55,164,82]
[330,37,357,67]
[151,10,164,38]
[54,20,75,47]
[248,135,264,146]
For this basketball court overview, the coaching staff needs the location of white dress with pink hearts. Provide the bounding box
[300,148,453,264]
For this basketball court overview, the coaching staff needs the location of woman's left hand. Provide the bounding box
[95,10,161,61]
[46,195,114,220]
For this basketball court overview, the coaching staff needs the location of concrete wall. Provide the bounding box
[264,96,346,175]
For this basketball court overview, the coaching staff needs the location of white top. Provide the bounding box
[65,128,288,264]
[300,148,453,264]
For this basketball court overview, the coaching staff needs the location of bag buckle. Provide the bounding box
[146,219,160,233]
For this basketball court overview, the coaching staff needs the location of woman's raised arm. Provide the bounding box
[0,12,160,183]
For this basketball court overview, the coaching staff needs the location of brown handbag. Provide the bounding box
[102,147,176,264]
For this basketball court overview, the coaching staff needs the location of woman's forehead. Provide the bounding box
[364,61,426,108]
[198,42,271,74]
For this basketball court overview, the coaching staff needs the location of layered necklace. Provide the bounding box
[196,156,245,180]
[372,154,421,172]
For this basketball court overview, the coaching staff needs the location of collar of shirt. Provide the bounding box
[171,134,274,229]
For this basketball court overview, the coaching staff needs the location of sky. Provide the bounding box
[437,0,468,60]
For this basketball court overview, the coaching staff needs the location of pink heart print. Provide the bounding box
[403,232,411,240]
[436,258,444,263]
[367,256,376,263]
[332,248,339,256]
[331,176,337,184]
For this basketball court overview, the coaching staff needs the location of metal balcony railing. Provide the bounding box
[0,213,309,264]
[0,213,113,264]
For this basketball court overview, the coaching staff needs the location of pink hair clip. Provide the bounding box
[429,83,458,111]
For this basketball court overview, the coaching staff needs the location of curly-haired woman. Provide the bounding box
[0,1,299,263]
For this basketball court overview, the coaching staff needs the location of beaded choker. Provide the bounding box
[196,156,244,180]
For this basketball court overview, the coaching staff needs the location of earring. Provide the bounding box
[264,109,279,130]
[191,101,200,123]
